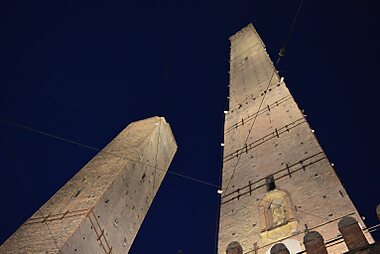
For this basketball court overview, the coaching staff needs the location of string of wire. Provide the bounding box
[1,2,313,249]
[0,118,220,251]
[1,116,336,250]
[0,118,220,188]
[0,127,61,253]
[223,0,305,194]
[1,2,325,251]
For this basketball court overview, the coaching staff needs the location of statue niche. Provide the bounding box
[269,198,287,227]
[259,189,298,241]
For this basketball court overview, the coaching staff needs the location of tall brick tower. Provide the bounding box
[218,24,373,254]
[0,116,177,254]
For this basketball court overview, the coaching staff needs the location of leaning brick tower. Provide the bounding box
[0,116,177,254]
[218,24,373,254]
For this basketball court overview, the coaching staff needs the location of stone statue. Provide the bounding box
[269,199,287,227]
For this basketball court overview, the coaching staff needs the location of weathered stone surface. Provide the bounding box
[218,24,373,254]
[0,116,177,254]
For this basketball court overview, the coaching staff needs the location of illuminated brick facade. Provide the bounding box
[0,116,177,254]
[218,24,373,254]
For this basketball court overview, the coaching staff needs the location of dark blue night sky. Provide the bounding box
[0,0,379,253]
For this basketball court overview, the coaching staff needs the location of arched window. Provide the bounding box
[265,240,302,254]
[270,243,289,254]
[226,241,243,254]
[303,231,328,254]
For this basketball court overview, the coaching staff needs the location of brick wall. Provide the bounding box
[0,116,177,254]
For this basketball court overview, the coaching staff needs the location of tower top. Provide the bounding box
[229,23,265,48]
[227,23,279,110]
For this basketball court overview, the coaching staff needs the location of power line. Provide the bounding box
[218,0,338,238]
[223,68,278,193]
[223,0,305,194]
[0,127,61,252]
[168,170,219,188]
[0,118,219,189]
